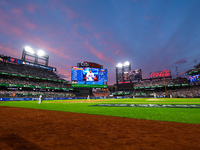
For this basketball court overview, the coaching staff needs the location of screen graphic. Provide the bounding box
[7,58,21,64]
[189,74,200,82]
[71,67,108,88]
[129,69,142,80]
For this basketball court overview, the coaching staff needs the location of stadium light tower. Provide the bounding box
[124,61,130,66]
[116,63,123,68]
[116,61,131,84]
[21,46,49,66]
[37,50,45,56]
[24,46,35,54]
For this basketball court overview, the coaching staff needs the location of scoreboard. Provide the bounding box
[71,67,108,88]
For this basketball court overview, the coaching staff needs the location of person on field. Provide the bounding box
[38,95,42,104]
[87,95,90,101]
[154,93,156,99]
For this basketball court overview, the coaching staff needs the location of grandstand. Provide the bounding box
[0,54,73,98]
[132,69,200,98]
[113,61,200,98]
[1,51,200,99]
[92,88,110,98]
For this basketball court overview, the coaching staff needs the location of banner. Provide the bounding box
[133,83,190,89]
[71,84,107,88]
[0,72,67,83]
[111,92,131,95]
[7,57,57,71]
[0,83,74,90]
[77,61,103,69]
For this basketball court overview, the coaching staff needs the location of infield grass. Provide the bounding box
[0,98,200,124]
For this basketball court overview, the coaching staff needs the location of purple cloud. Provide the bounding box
[174,58,187,64]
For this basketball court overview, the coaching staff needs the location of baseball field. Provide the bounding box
[0,98,200,149]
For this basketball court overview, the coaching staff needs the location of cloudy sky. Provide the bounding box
[0,0,200,85]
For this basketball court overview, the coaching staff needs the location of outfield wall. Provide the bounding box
[0,96,132,101]
[0,95,169,101]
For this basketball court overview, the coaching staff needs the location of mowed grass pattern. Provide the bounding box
[0,98,200,124]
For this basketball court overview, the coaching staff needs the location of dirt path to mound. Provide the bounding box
[0,106,200,150]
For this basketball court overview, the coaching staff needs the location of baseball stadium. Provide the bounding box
[0,49,200,149]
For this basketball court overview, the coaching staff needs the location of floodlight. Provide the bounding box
[124,61,130,66]
[116,63,123,68]
[24,46,34,54]
[37,50,45,56]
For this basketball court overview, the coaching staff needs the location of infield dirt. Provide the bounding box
[0,106,200,149]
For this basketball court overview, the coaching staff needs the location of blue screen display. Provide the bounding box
[189,74,200,82]
[7,58,21,64]
[71,67,108,85]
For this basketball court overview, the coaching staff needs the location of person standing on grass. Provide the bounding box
[87,95,90,101]
[38,94,42,104]
[154,93,156,99]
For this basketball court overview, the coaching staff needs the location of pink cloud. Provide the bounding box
[114,50,120,55]
[0,0,6,5]
[0,10,74,61]
[84,41,115,64]
[26,37,74,61]
[0,44,20,57]
[56,5,80,21]
[24,21,36,30]
[54,63,72,80]
[26,4,38,13]
[94,33,101,39]
[12,8,23,14]
[0,14,24,36]
[174,58,187,64]
[0,8,37,33]
[80,22,93,32]
[144,15,154,21]
[179,71,185,76]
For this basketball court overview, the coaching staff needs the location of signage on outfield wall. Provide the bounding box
[111,92,131,95]
[0,96,131,101]
[150,70,171,78]
[133,83,190,89]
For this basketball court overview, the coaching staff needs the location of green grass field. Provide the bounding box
[1,98,200,124]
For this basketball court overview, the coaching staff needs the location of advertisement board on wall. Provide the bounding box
[150,70,171,78]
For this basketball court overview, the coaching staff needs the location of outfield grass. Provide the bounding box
[0,98,200,124]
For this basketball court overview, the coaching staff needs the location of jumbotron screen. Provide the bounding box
[129,69,142,80]
[71,67,108,88]
[189,74,200,82]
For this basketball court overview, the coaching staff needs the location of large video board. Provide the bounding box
[189,74,200,82]
[118,69,142,84]
[71,67,108,88]
[129,69,142,80]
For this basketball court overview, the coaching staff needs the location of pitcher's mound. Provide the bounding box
[146,99,163,101]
